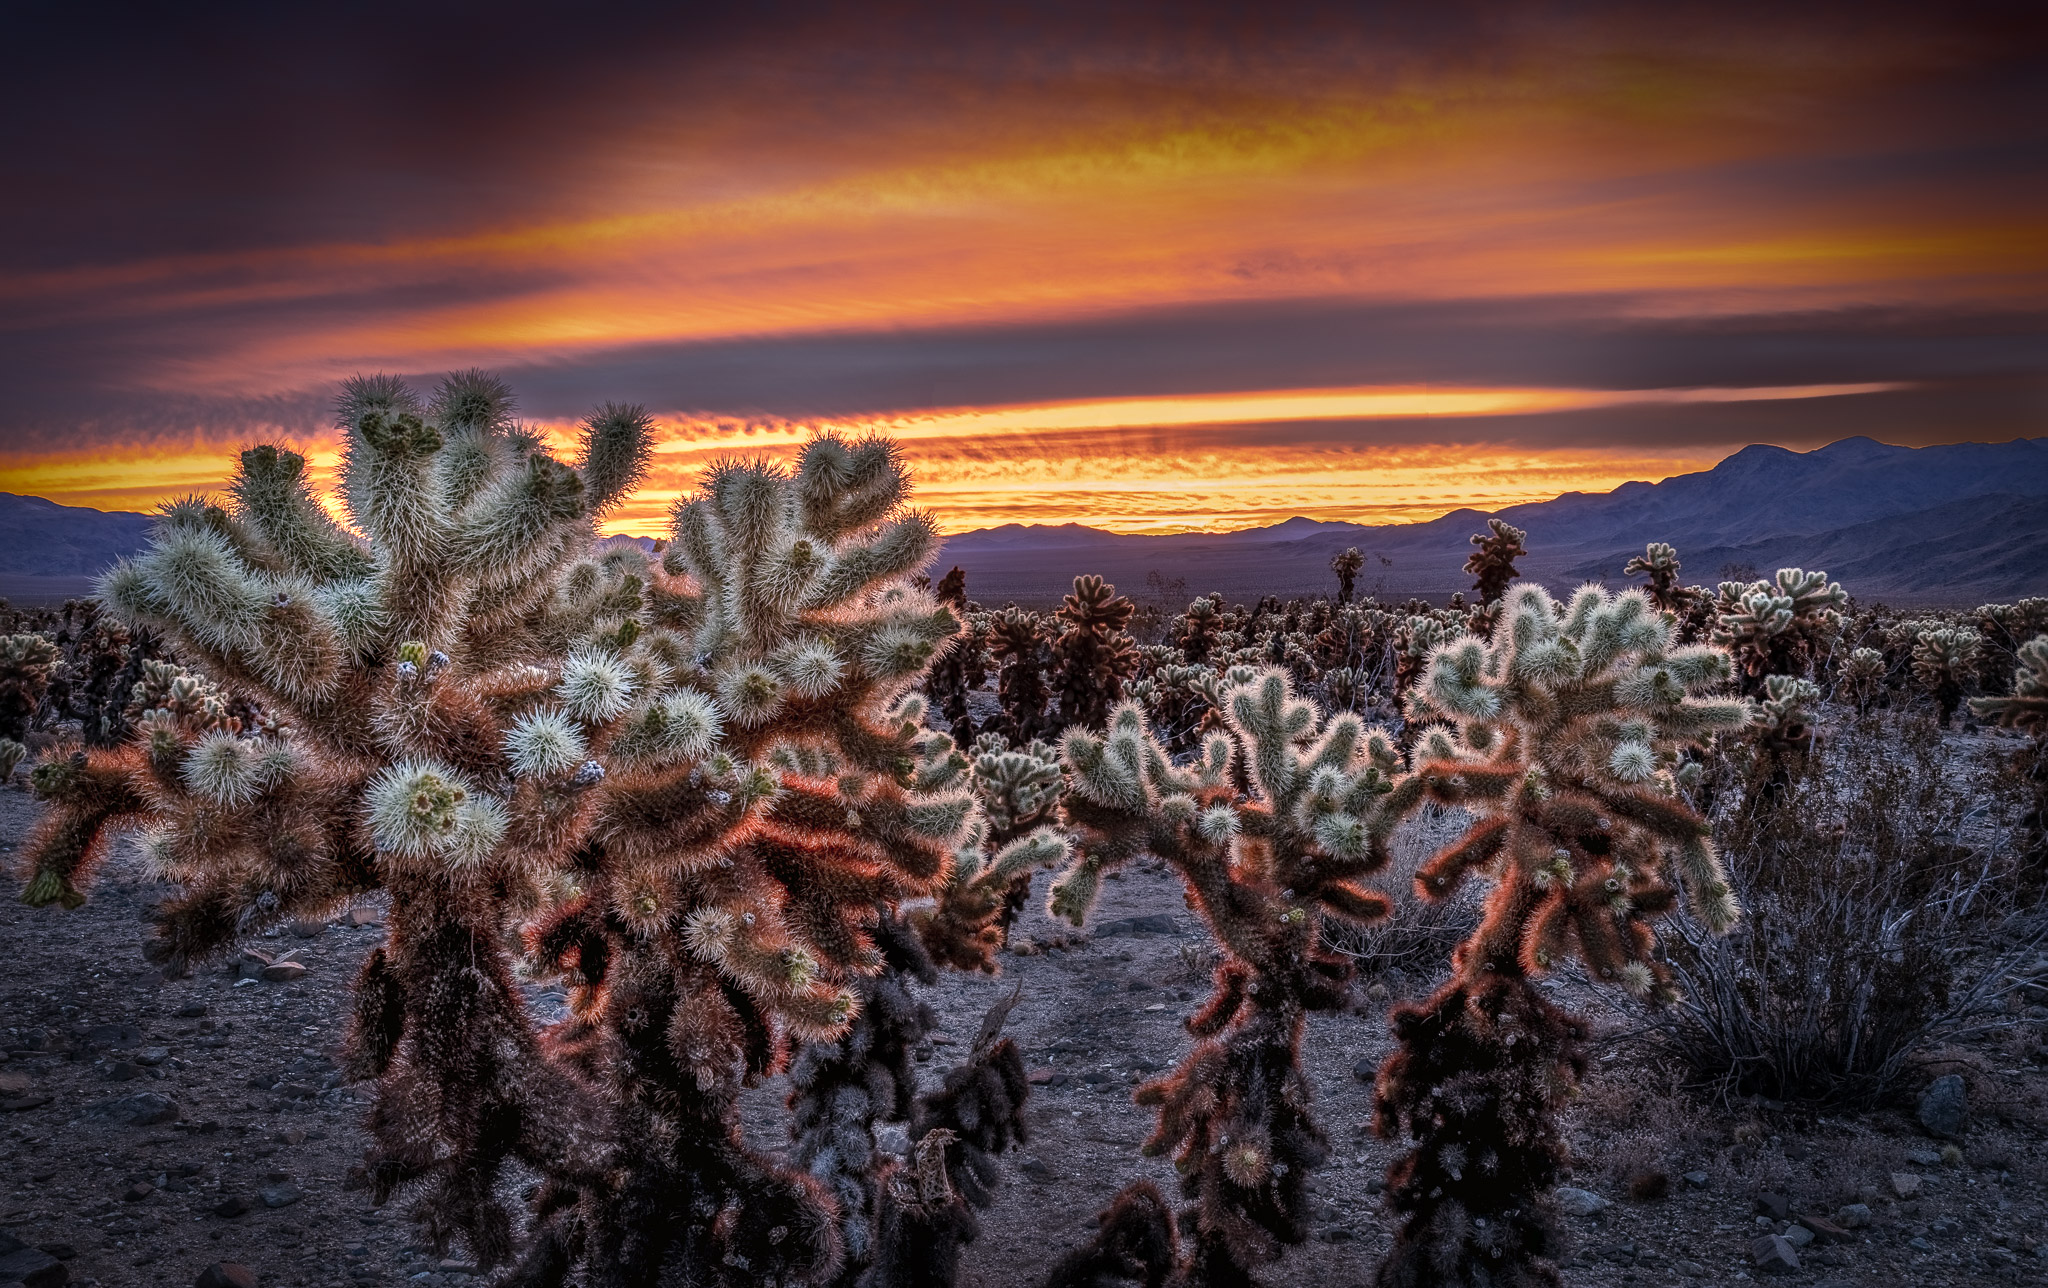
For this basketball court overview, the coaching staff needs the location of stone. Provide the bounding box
[235,951,273,980]
[1094,914,1177,938]
[1754,1191,1791,1221]
[0,1241,69,1286]
[84,1023,142,1049]
[1797,1213,1852,1243]
[0,1072,28,1095]
[135,1047,170,1067]
[1674,1260,1707,1277]
[1889,1172,1923,1199]
[195,1264,260,1288]
[82,1091,180,1126]
[1018,1157,1054,1182]
[1,1095,52,1112]
[1834,1203,1871,1229]
[1682,1170,1709,1189]
[289,919,327,939]
[1026,1067,1057,1086]
[176,1003,209,1018]
[1554,1187,1610,1217]
[1918,1074,1967,1139]
[122,1181,155,1202]
[1749,1234,1801,1273]
[259,1183,304,1208]
[260,961,307,983]
[1351,1057,1375,1083]
[1904,1147,1941,1167]
[1780,1224,1814,1249]
[1908,1236,1933,1252]
[105,1061,141,1081]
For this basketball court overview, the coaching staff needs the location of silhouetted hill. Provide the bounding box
[939,437,2048,606]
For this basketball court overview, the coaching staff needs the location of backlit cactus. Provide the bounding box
[1049,669,1407,1283]
[16,376,992,1286]
[1910,625,1981,727]
[988,607,1056,743]
[1373,584,1750,1287]
[1839,647,1887,715]
[1623,542,1696,616]
[0,633,59,741]
[1331,547,1366,605]
[1463,518,1528,605]
[1711,568,1846,691]
[1050,575,1140,731]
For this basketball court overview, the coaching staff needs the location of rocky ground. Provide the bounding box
[3,780,2047,1288]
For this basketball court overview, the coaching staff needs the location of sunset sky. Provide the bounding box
[3,1,2044,535]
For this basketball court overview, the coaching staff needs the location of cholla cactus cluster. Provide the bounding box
[0,633,59,741]
[1623,542,1697,617]
[1839,647,1887,715]
[1331,547,1366,605]
[1711,568,1846,690]
[15,375,1022,1285]
[1050,575,1141,731]
[1049,670,1409,1283]
[1910,625,1982,727]
[1464,518,1528,605]
[1374,584,1750,1287]
[987,607,1056,742]
[912,732,1068,973]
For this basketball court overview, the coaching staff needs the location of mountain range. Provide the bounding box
[2,435,2043,609]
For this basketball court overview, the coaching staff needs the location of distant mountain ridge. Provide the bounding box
[3,434,2045,607]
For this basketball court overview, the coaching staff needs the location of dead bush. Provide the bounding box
[1632,710,2040,1107]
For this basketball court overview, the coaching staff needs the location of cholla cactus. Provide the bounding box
[0,633,59,741]
[1711,568,1846,691]
[1331,547,1366,605]
[1050,575,1140,731]
[911,733,1068,972]
[18,377,986,1285]
[923,567,985,741]
[1050,670,1408,1283]
[1373,584,1750,1287]
[1175,594,1223,665]
[1911,626,1981,727]
[1393,614,1455,700]
[1976,599,2048,692]
[1623,542,1696,616]
[1971,636,2048,867]
[1839,647,1887,715]
[0,738,24,782]
[1464,518,1527,605]
[987,607,1055,742]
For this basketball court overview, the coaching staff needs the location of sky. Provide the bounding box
[2,0,2044,535]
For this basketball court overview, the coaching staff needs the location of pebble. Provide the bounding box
[1018,1157,1054,1182]
[1350,1057,1375,1083]
[1903,1147,1942,1167]
[290,918,328,938]
[1554,1187,1610,1217]
[122,1180,154,1202]
[1917,1074,1967,1139]
[1754,1191,1790,1221]
[1835,1203,1872,1229]
[1780,1224,1814,1249]
[135,1046,170,1066]
[260,1182,305,1208]
[1682,1170,1709,1188]
[260,961,308,983]
[1889,1172,1923,1199]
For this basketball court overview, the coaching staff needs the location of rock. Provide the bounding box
[1,1095,52,1112]
[1554,1187,1610,1217]
[105,1061,141,1081]
[1018,1157,1054,1183]
[234,951,273,980]
[122,1181,155,1202]
[176,1003,209,1018]
[1025,1067,1057,1086]
[289,918,327,939]
[1749,1234,1802,1274]
[1797,1213,1852,1243]
[1754,1191,1791,1221]
[1781,1224,1814,1249]
[1682,1170,1710,1189]
[259,1183,303,1208]
[0,1072,27,1096]
[1889,1172,1923,1199]
[1835,1203,1872,1229]
[260,961,307,983]
[213,1195,251,1218]
[1351,1057,1375,1084]
[84,1023,141,1049]
[82,1091,180,1126]
[1908,1235,1933,1252]
[1674,1260,1706,1277]
[134,1047,170,1067]
[195,1264,259,1288]
[1918,1074,1967,1139]
[1904,1147,1942,1167]
[0,1239,69,1286]
[1626,1170,1669,1201]
[1094,914,1176,938]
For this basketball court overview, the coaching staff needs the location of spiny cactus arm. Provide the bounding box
[1972,635,2048,731]
[1042,1181,1180,1288]
[231,445,375,584]
[16,748,147,907]
[577,403,656,515]
[447,450,588,584]
[798,433,911,541]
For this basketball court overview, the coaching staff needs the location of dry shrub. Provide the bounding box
[1324,803,1479,987]
[1637,711,2040,1106]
